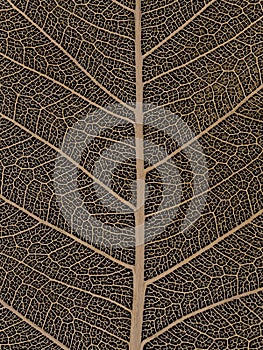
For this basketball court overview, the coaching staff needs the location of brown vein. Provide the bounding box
[129,0,145,349]
[146,83,263,173]
[142,0,217,58]
[0,194,133,270]
[1,253,131,312]
[112,0,135,13]
[142,0,179,15]
[145,209,263,285]
[55,2,134,40]
[140,287,263,348]
[146,149,262,218]
[1,113,135,210]
[72,316,130,344]
[7,0,135,112]
[0,298,68,350]
[0,52,134,124]
[144,16,262,84]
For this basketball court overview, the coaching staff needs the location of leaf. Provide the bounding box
[0,0,262,349]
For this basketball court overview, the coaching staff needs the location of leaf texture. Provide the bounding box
[0,0,262,349]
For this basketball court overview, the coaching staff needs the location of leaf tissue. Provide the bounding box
[0,0,262,349]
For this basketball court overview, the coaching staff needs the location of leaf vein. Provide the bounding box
[1,253,131,312]
[7,0,135,112]
[144,16,262,84]
[1,113,135,211]
[0,194,133,270]
[146,84,263,173]
[146,209,263,285]
[142,0,217,58]
[0,52,133,124]
[141,287,263,347]
[0,298,68,350]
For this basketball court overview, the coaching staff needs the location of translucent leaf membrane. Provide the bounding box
[0,0,262,349]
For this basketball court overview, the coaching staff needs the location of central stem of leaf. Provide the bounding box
[130,1,146,350]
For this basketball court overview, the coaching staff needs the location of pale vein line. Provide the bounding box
[112,0,135,13]
[0,338,50,347]
[141,287,263,347]
[146,84,263,173]
[0,320,21,333]
[146,150,262,218]
[1,113,135,210]
[7,0,135,112]
[236,112,263,123]
[0,194,133,270]
[0,223,39,238]
[0,298,68,350]
[56,2,134,41]
[1,253,131,312]
[0,52,134,124]
[142,0,178,15]
[144,16,262,84]
[142,0,217,58]
[145,209,263,285]
[73,316,130,344]
[129,0,145,349]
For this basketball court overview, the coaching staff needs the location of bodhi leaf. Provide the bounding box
[0,0,263,349]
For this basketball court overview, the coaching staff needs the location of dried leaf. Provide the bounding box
[0,0,262,349]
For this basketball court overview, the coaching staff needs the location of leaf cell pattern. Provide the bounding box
[0,0,263,349]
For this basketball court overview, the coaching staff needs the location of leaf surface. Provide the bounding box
[0,0,262,349]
